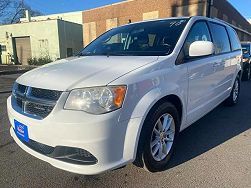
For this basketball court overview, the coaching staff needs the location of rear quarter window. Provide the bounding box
[209,22,231,54]
[227,27,241,51]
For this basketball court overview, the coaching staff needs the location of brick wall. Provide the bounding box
[82,0,207,46]
[82,0,251,46]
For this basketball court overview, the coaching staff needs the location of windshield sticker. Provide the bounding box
[169,20,186,27]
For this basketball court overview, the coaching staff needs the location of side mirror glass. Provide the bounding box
[189,41,215,57]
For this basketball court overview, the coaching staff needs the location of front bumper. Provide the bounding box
[7,96,133,175]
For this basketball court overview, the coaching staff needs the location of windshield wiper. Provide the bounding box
[78,52,129,56]
[78,52,95,56]
[102,52,128,56]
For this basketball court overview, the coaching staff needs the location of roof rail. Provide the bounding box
[212,17,251,36]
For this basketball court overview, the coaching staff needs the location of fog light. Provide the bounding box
[17,135,98,165]
[50,146,98,165]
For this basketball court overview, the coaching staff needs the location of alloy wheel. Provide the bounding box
[233,79,239,102]
[150,113,175,161]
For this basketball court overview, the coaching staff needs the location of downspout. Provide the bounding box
[0,44,2,64]
[11,37,18,65]
[207,0,212,18]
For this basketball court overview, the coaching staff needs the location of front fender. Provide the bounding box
[122,88,161,161]
[122,87,185,161]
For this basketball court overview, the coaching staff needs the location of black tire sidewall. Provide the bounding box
[141,102,180,172]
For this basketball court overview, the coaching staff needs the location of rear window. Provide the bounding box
[228,28,241,51]
[209,23,231,54]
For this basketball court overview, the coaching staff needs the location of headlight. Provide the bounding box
[64,86,127,114]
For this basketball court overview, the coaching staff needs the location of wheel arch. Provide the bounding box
[123,91,184,165]
[151,95,183,122]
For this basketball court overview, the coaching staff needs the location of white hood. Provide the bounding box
[17,56,158,91]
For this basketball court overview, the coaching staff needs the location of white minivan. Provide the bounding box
[7,16,242,175]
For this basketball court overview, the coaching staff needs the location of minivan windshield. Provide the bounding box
[79,18,189,56]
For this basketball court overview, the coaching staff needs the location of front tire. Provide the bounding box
[135,102,180,172]
[225,75,240,106]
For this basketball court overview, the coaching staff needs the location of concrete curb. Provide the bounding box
[0,70,29,76]
[0,65,37,76]
[0,91,11,94]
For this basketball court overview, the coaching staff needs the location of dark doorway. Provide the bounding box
[14,36,32,65]
[67,48,73,57]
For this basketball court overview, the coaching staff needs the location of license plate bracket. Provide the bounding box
[14,120,29,142]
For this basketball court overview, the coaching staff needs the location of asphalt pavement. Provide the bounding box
[0,74,22,93]
[0,74,250,188]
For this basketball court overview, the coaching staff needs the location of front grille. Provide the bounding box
[12,83,62,119]
[17,84,26,93]
[16,97,22,107]
[31,87,62,101]
[25,102,54,119]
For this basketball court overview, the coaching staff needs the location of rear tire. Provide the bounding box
[134,102,180,172]
[224,75,240,106]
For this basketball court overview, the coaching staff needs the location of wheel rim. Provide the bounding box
[150,113,175,161]
[233,79,239,102]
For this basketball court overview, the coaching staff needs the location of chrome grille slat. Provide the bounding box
[12,83,62,119]
[30,87,62,101]
[25,96,56,106]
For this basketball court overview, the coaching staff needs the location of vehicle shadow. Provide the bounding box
[168,81,251,168]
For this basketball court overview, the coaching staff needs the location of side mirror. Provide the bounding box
[189,41,215,57]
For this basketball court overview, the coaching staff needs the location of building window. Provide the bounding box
[1,45,7,52]
[83,22,97,46]
[67,48,73,57]
[143,11,159,21]
[223,14,228,22]
[106,18,118,31]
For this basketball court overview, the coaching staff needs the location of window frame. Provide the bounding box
[227,27,242,52]
[175,20,213,65]
[208,21,232,55]
[176,20,237,65]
